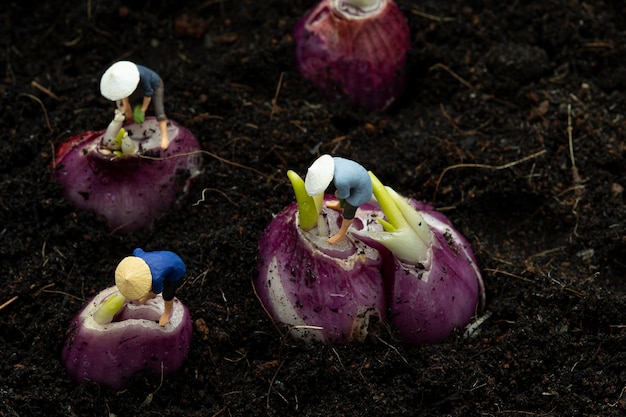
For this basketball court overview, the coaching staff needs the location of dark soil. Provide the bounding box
[2,1,626,416]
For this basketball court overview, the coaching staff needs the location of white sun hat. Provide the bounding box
[115,256,152,300]
[100,61,140,101]
[305,154,335,196]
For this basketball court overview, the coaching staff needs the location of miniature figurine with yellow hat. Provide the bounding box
[304,154,373,244]
[115,248,186,326]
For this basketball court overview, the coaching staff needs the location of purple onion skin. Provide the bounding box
[61,286,192,390]
[256,196,484,346]
[52,117,202,233]
[294,0,411,110]
[256,199,386,344]
[381,200,485,345]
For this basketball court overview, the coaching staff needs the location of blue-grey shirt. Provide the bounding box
[136,65,161,97]
[333,157,373,207]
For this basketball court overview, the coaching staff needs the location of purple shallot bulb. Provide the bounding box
[256,194,387,344]
[368,196,485,345]
[294,0,411,110]
[61,286,192,390]
[51,117,202,233]
[255,168,485,346]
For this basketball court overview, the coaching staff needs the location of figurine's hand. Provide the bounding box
[132,105,145,124]
[159,313,170,327]
[326,200,342,212]
[122,98,133,120]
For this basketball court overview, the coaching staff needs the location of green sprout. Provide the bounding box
[114,127,126,146]
[365,171,433,264]
[287,170,320,230]
[93,292,126,325]
[112,128,126,157]
[287,169,433,262]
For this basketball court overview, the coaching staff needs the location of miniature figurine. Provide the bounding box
[304,154,373,244]
[115,248,186,326]
[100,61,170,149]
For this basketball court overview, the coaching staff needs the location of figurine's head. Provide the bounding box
[115,256,152,300]
[100,61,140,101]
[305,154,335,196]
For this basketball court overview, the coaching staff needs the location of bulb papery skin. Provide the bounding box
[52,117,203,233]
[256,199,387,344]
[256,192,485,346]
[294,0,410,110]
[61,286,192,390]
[384,200,485,345]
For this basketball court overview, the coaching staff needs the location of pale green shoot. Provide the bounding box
[114,128,126,146]
[112,128,127,157]
[288,170,330,235]
[93,293,126,325]
[287,170,319,231]
[384,186,433,248]
[366,171,432,264]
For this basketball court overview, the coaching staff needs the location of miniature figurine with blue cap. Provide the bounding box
[115,248,186,326]
[100,61,170,149]
[305,154,373,244]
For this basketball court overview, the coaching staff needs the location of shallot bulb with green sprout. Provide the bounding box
[361,174,485,344]
[255,171,386,344]
[61,286,192,390]
[51,117,202,233]
[255,170,484,345]
[293,0,410,110]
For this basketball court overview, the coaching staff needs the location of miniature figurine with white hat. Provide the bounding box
[100,61,170,149]
[115,248,186,326]
[305,154,373,244]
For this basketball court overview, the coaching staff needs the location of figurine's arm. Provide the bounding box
[122,98,133,120]
[141,96,152,112]
[326,198,342,212]
[157,256,186,325]
[159,299,173,326]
